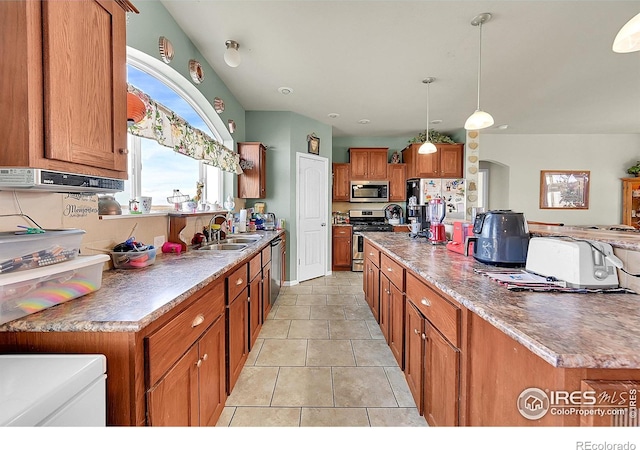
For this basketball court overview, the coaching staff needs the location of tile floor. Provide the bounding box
[215,270,427,427]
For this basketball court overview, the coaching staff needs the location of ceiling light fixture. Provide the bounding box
[613,12,640,53]
[328,113,340,119]
[224,40,241,67]
[465,13,494,131]
[278,87,293,95]
[419,77,437,154]
[358,119,371,124]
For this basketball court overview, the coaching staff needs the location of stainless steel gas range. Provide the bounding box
[350,209,393,271]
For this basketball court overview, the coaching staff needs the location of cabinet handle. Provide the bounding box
[414,328,420,335]
[196,359,202,368]
[369,252,374,256]
[387,267,393,272]
[191,314,205,327]
[202,353,208,361]
[118,148,129,155]
[421,298,431,307]
[421,333,426,340]
[236,278,244,285]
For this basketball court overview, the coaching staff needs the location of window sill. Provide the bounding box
[99,211,168,220]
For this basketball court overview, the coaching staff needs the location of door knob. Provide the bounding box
[321,223,326,227]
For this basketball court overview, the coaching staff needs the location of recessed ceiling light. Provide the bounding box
[328,113,340,119]
[278,87,293,95]
[497,124,509,130]
[358,119,371,124]
[430,119,443,124]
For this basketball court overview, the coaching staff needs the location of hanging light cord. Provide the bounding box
[476,21,483,111]
[426,81,431,141]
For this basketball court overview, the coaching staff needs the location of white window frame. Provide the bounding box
[125,47,231,206]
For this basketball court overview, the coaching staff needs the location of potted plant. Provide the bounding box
[408,129,456,145]
[627,161,640,177]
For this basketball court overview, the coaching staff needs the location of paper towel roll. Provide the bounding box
[239,209,247,232]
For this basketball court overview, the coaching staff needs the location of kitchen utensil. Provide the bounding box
[525,237,620,288]
[465,210,530,266]
[137,196,152,214]
[264,212,276,231]
[98,195,122,215]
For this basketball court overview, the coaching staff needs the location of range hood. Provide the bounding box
[0,168,124,194]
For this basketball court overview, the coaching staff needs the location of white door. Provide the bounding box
[297,153,328,282]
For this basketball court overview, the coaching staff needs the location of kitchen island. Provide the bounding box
[0,230,284,426]
[361,232,640,426]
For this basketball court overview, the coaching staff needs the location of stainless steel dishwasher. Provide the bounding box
[270,236,283,303]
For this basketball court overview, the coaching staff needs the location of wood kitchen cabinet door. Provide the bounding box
[237,142,266,198]
[364,257,380,322]
[388,163,407,201]
[388,281,405,369]
[227,287,249,394]
[379,275,391,342]
[349,148,388,180]
[332,226,352,271]
[405,301,424,411]
[197,316,227,427]
[332,163,350,201]
[402,143,463,179]
[147,345,199,426]
[1,0,129,178]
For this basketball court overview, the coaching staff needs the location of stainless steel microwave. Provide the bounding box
[350,180,389,202]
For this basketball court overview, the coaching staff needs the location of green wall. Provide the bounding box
[332,136,414,163]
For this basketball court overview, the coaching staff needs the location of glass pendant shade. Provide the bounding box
[613,12,640,53]
[418,141,437,154]
[464,109,494,131]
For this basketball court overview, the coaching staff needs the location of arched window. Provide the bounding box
[115,48,232,210]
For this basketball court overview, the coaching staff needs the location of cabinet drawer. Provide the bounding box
[364,241,380,267]
[406,272,460,347]
[261,245,271,267]
[333,226,351,237]
[147,282,225,386]
[380,253,404,289]
[249,253,261,281]
[227,263,248,303]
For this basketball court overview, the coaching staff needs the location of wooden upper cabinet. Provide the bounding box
[332,163,350,201]
[349,148,388,180]
[0,0,129,179]
[237,142,267,198]
[402,143,464,179]
[388,163,407,201]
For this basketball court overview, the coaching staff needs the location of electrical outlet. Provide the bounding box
[154,235,166,249]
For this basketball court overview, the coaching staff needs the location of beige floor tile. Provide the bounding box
[288,319,329,339]
[226,366,279,406]
[300,277,327,286]
[352,340,398,366]
[300,407,370,426]
[339,285,365,294]
[306,339,355,366]
[329,320,373,339]
[271,367,334,406]
[274,294,297,306]
[367,408,427,426]
[333,367,398,407]
[324,277,354,286]
[354,293,368,306]
[295,294,328,306]
[366,320,386,340]
[344,305,375,320]
[311,285,341,295]
[385,366,417,408]
[274,305,311,319]
[326,294,358,305]
[215,406,235,426]
[310,305,347,320]
[285,285,313,295]
[255,339,308,366]
[259,320,291,339]
[229,407,301,426]
[246,338,264,365]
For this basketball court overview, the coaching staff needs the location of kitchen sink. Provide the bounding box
[197,243,248,251]
[225,238,260,244]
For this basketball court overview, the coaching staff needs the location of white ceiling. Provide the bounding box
[160,0,640,138]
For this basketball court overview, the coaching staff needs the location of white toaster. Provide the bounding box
[525,237,621,288]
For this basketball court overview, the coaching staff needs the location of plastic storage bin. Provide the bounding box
[0,229,85,274]
[110,246,156,269]
[0,254,109,326]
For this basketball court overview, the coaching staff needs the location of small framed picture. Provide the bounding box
[540,170,590,209]
[307,134,320,155]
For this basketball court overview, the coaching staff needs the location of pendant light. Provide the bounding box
[465,13,494,131]
[419,77,437,154]
[613,12,640,53]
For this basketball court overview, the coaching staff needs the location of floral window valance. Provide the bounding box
[127,84,242,174]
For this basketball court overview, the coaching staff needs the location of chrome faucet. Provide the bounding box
[207,214,228,244]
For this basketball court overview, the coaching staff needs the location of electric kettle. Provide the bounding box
[465,210,530,266]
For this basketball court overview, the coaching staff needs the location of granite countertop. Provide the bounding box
[363,232,640,370]
[528,224,640,251]
[0,231,283,334]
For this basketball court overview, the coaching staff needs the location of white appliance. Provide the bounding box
[0,354,107,426]
[525,237,621,288]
